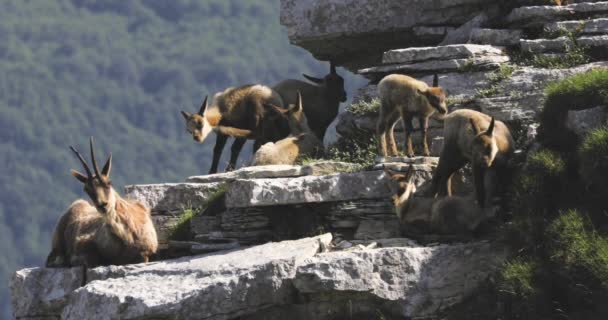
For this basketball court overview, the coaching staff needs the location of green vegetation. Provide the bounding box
[499,258,540,297]
[325,135,378,168]
[347,98,381,116]
[474,64,515,98]
[0,1,366,317]
[169,185,227,241]
[514,28,591,69]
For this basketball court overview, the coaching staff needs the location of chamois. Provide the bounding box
[252,92,323,165]
[181,85,289,173]
[387,166,485,235]
[428,109,514,208]
[273,62,347,141]
[46,138,158,268]
[377,74,448,157]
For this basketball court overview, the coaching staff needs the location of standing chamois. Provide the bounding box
[181,85,289,173]
[387,166,485,235]
[428,109,514,208]
[273,62,347,141]
[252,92,324,165]
[46,138,158,268]
[377,74,448,157]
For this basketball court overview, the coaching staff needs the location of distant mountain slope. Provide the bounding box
[0,1,365,317]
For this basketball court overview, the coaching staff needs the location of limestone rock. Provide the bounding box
[292,241,508,319]
[124,182,223,214]
[439,13,489,45]
[10,267,83,319]
[566,105,608,136]
[280,0,500,71]
[520,36,574,53]
[507,2,608,28]
[544,18,608,35]
[470,28,523,46]
[62,234,332,320]
[382,44,505,65]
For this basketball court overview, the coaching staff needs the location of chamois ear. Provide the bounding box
[485,117,495,137]
[330,61,337,75]
[469,118,481,135]
[70,170,88,183]
[198,96,208,115]
[102,153,112,177]
[180,111,192,121]
[432,74,439,87]
[302,74,324,84]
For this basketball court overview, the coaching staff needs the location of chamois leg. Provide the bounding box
[226,138,246,172]
[377,116,389,157]
[472,164,486,208]
[402,114,415,157]
[419,116,430,156]
[386,113,401,156]
[429,149,467,197]
[209,133,228,174]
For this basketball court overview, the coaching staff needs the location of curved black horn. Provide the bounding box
[296,91,303,112]
[90,137,102,178]
[433,74,439,87]
[70,145,92,178]
[486,117,495,136]
[302,74,323,84]
[199,96,208,115]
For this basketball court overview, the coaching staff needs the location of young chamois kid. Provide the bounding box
[46,138,157,268]
[377,74,448,157]
[273,62,347,141]
[252,92,323,165]
[387,165,485,235]
[181,85,289,173]
[428,109,514,208]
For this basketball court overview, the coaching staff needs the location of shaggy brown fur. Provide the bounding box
[252,93,323,165]
[273,62,347,142]
[387,167,485,235]
[428,109,514,208]
[181,85,289,174]
[377,74,448,157]
[46,138,157,268]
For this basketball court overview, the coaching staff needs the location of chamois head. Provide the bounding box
[470,117,499,168]
[267,91,311,136]
[420,74,448,115]
[70,137,116,214]
[302,61,347,103]
[181,96,214,143]
[385,165,417,219]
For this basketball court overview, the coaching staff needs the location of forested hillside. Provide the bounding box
[0,1,365,317]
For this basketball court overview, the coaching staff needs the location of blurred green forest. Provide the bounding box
[0,1,365,317]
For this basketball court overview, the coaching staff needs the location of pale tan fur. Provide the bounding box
[46,139,157,268]
[377,74,448,157]
[273,62,347,141]
[388,169,484,235]
[429,109,514,208]
[252,94,323,166]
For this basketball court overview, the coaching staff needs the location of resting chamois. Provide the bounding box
[428,109,514,208]
[273,62,347,141]
[46,138,157,268]
[181,85,289,173]
[377,74,448,157]
[387,166,485,235]
[252,92,323,165]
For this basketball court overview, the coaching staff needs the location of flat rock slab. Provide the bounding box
[520,36,574,53]
[124,182,223,214]
[10,267,84,319]
[507,2,608,28]
[359,56,509,79]
[292,241,508,319]
[225,171,395,208]
[545,18,608,35]
[470,28,523,46]
[382,44,506,65]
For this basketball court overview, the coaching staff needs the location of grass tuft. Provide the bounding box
[499,258,540,297]
[347,98,381,116]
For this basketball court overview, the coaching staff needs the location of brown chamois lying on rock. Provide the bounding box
[273,62,347,141]
[387,166,485,235]
[252,92,323,165]
[181,85,289,173]
[377,74,448,157]
[428,109,514,208]
[46,138,157,268]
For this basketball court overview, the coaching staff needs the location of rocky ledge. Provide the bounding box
[11,234,507,320]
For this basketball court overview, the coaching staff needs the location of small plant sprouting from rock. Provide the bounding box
[347,98,381,116]
[499,258,539,297]
[474,64,516,98]
[168,184,227,240]
[325,135,378,168]
[514,27,591,69]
